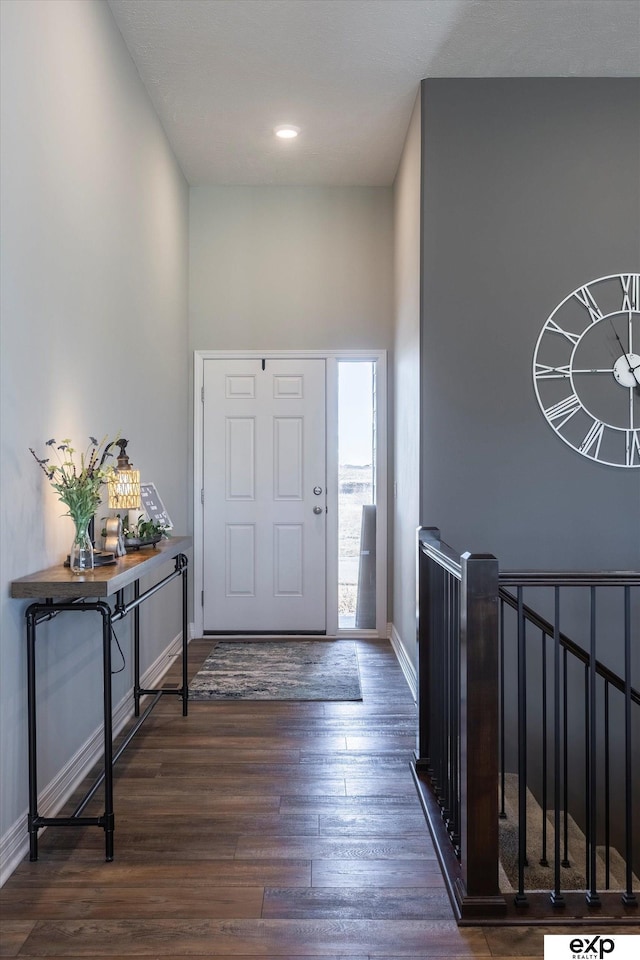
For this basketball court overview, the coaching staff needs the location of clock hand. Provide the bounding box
[609,319,639,380]
[611,327,633,368]
[626,360,640,386]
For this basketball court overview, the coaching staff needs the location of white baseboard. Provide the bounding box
[390,623,417,702]
[0,630,185,887]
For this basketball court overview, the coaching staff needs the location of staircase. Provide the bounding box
[414,527,640,924]
[498,774,637,895]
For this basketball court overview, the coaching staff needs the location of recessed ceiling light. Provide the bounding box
[275,125,300,140]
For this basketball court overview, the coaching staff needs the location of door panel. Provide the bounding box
[225,524,255,596]
[273,418,303,499]
[273,524,304,595]
[203,358,326,632]
[225,418,255,499]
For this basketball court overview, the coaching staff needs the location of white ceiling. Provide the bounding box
[107,0,640,186]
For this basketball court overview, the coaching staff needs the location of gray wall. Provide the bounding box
[420,77,640,863]
[0,0,189,875]
[421,78,639,572]
[392,89,422,673]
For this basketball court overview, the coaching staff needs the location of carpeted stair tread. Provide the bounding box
[498,773,636,894]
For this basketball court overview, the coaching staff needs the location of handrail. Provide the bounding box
[418,528,462,580]
[419,528,639,704]
[500,571,640,587]
[498,585,640,707]
[419,530,640,588]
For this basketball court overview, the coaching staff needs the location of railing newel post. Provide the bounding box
[515,586,528,905]
[540,630,549,867]
[460,551,501,900]
[622,585,637,906]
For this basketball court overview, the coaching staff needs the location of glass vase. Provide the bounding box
[69,517,94,575]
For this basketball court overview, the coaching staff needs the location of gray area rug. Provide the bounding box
[189,640,363,701]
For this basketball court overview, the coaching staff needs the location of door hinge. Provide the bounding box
[201,590,204,607]
[201,386,205,403]
[201,489,205,504]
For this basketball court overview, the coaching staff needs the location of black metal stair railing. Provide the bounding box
[497,575,640,911]
[412,526,640,925]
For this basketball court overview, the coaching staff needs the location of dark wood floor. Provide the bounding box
[1,637,636,958]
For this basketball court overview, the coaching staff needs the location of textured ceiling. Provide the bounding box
[107,0,640,186]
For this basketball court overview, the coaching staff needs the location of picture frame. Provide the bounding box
[140,482,174,530]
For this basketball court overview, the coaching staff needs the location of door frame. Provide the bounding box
[193,349,387,639]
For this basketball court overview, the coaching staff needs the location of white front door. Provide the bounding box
[202,358,326,633]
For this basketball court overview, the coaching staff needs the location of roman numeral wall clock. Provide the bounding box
[533,273,640,468]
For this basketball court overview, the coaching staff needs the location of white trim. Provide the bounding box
[374,356,388,638]
[390,623,417,702]
[0,631,184,887]
[193,349,388,639]
[325,357,339,637]
[193,350,205,637]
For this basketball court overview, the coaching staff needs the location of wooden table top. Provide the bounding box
[10,536,192,600]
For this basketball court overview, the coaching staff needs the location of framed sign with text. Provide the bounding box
[140,483,173,529]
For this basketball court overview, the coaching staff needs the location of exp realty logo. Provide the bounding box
[544,934,639,960]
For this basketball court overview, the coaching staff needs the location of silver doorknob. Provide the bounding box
[313,506,323,515]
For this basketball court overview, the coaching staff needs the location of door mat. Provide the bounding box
[188,640,362,701]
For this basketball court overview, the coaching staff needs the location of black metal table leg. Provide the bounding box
[133,580,141,717]
[100,603,115,861]
[181,557,189,716]
[26,606,39,861]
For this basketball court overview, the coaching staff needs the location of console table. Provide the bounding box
[10,536,192,862]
